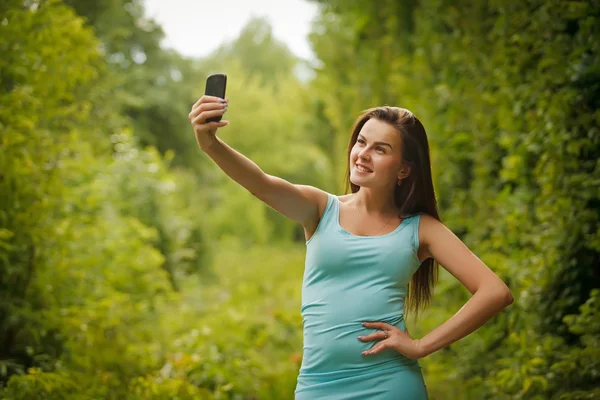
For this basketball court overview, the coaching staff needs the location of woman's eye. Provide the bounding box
[356,140,384,153]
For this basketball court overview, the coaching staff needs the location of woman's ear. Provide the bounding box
[398,165,411,180]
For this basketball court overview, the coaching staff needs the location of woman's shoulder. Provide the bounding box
[413,213,445,242]
[337,193,353,203]
[409,212,436,225]
[414,212,437,221]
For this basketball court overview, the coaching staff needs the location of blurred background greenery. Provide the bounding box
[1,0,599,399]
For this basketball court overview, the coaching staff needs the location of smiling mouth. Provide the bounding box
[355,164,373,173]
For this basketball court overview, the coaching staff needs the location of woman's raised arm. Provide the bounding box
[189,95,328,229]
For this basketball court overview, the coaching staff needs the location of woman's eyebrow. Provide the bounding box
[358,134,393,149]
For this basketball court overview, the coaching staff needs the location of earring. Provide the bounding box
[397,179,402,186]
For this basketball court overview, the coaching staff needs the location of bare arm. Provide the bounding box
[189,95,327,228]
[416,214,514,357]
[202,136,327,226]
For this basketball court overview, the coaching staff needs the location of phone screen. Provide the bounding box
[205,73,227,98]
[204,74,227,122]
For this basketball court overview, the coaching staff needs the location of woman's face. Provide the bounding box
[349,118,405,189]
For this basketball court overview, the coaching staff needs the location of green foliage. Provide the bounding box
[124,241,305,400]
[1,1,316,397]
[203,17,299,84]
[63,0,205,172]
[1,1,211,396]
[2,0,598,398]
[0,242,305,399]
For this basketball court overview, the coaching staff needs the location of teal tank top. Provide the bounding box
[299,192,423,375]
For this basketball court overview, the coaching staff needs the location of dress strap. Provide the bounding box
[404,213,423,270]
[408,214,421,253]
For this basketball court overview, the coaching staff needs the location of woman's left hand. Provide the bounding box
[358,321,425,360]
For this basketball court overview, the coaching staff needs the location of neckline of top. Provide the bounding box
[334,196,410,239]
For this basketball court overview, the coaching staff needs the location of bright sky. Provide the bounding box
[143,0,319,61]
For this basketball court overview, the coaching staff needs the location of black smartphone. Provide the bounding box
[204,73,227,122]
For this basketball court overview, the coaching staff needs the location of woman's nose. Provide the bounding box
[358,149,371,160]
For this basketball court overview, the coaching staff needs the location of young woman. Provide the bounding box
[189,96,514,399]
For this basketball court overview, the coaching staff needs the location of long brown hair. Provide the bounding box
[343,106,441,321]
